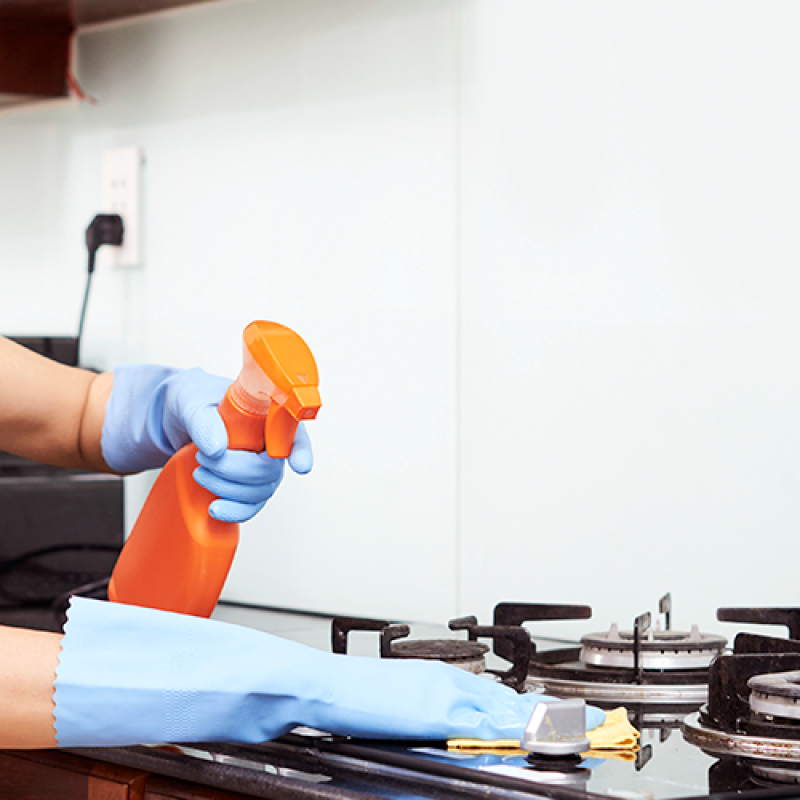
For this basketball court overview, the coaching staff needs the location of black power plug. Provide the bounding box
[85,213,124,274]
[76,214,125,366]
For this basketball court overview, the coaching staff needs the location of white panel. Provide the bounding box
[0,0,461,623]
[6,0,800,637]
[459,1,800,638]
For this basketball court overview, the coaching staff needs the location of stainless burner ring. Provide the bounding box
[526,676,708,706]
[749,671,800,720]
[682,711,800,762]
[581,624,726,670]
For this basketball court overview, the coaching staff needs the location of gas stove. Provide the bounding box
[495,595,725,721]
[67,599,800,800]
[333,594,725,723]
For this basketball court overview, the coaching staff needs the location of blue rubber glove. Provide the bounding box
[54,598,605,748]
[101,364,313,523]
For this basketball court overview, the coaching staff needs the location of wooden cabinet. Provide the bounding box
[0,750,255,800]
[0,750,146,800]
[0,18,72,107]
[0,0,216,110]
[145,776,256,799]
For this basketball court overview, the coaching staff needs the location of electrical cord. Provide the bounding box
[75,213,124,367]
[75,275,93,366]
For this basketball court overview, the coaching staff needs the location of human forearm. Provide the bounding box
[0,625,60,748]
[0,337,111,472]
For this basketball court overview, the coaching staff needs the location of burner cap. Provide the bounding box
[749,671,800,720]
[390,638,488,671]
[581,623,726,670]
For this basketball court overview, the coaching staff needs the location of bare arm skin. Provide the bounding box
[0,626,61,748]
[0,337,116,747]
[0,337,113,472]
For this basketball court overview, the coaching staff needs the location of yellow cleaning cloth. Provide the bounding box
[586,707,640,751]
[447,706,640,756]
[447,740,528,756]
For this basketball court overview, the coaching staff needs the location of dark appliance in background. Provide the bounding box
[0,335,123,633]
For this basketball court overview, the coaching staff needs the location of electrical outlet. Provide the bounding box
[100,146,142,267]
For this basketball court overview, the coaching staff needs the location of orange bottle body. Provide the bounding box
[108,391,267,617]
[109,320,321,617]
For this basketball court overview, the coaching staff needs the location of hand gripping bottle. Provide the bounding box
[107,321,321,617]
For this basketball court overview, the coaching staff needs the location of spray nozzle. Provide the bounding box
[229,321,321,458]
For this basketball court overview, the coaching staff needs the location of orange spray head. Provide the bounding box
[229,321,321,458]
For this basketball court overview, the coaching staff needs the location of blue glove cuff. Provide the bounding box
[101,364,232,474]
[101,364,184,474]
[54,596,314,746]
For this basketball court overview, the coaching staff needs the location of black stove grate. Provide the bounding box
[330,615,532,690]
[700,609,800,740]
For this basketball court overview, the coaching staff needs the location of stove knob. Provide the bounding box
[521,698,590,757]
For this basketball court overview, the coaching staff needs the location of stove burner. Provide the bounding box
[494,594,722,709]
[389,638,489,672]
[749,671,800,720]
[682,607,800,763]
[330,615,532,689]
[709,756,800,792]
[581,623,726,671]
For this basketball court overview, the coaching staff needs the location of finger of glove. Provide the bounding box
[163,369,231,458]
[288,422,313,474]
[193,466,283,505]
[586,704,606,731]
[188,405,229,459]
[420,663,550,738]
[208,498,268,524]
[195,450,285,486]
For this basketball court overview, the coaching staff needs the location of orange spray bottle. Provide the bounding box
[107,321,321,617]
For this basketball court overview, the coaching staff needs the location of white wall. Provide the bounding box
[0,0,798,639]
[459,1,800,638]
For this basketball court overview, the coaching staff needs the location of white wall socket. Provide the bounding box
[100,146,142,267]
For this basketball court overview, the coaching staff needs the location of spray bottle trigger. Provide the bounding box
[265,403,300,459]
[265,384,321,458]
[265,383,321,457]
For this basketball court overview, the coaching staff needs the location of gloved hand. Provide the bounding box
[54,598,605,748]
[101,364,312,522]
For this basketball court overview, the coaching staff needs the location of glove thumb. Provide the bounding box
[189,405,228,459]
